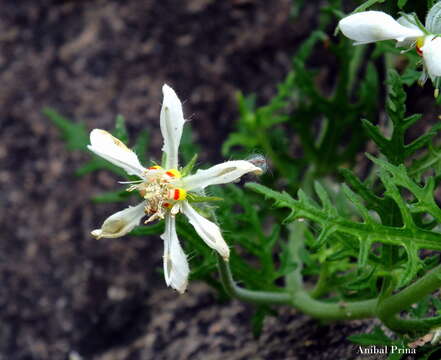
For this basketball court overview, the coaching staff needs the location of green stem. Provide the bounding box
[217,255,377,320]
[285,221,307,292]
[310,263,329,299]
[217,255,441,329]
[377,264,441,334]
[217,257,292,306]
[292,292,377,321]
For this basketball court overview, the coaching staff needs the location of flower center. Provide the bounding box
[416,36,425,56]
[127,166,186,222]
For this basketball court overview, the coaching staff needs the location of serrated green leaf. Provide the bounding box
[358,237,372,268]
[399,243,421,288]
[348,326,392,346]
[362,119,390,154]
[314,226,338,249]
[45,108,89,150]
[341,184,372,223]
[314,182,337,215]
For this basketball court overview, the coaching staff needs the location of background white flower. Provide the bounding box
[339,11,424,45]
[338,7,441,90]
[88,84,263,293]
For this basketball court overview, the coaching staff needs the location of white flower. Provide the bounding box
[338,10,441,91]
[88,84,263,294]
[420,35,441,78]
[339,11,424,45]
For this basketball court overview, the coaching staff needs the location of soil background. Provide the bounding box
[0,0,432,359]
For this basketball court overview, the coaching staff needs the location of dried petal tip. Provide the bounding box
[91,203,145,240]
[87,129,145,177]
[246,155,267,174]
[91,229,103,239]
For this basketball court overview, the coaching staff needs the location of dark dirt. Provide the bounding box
[0,0,425,359]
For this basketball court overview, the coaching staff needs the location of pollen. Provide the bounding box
[165,169,182,178]
[167,188,187,201]
[126,167,186,222]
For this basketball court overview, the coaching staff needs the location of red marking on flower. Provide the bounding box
[173,189,180,200]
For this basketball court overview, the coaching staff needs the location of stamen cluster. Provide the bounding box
[128,166,186,223]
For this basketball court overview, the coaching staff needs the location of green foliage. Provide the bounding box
[362,70,441,165]
[348,326,393,346]
[44,108,89,150]
[223,21,381,186]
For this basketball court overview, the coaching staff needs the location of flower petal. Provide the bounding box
[88,129,146,177]
[182,160,262,191]
[396,15,421,47]
[91,202,145,239]
[160,84,185,169]
[161,215,189,293]
[182,202,230,260]
[421,35,441,78]
[339,11,424,45]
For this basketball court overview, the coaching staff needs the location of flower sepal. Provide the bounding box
[180,153,198,177]
[186,193,224,203]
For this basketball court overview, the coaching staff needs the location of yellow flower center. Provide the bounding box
[128,166,186,222]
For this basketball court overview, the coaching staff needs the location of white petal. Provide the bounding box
[396,15,421,47]
[421,35,441,78]
[88,129,146,177]
[160,84,185,169]
[182,160,262,191]
[339,11,424,45]
[161,215,190,293]
[182,202,230,260]
[91,202,145,239]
